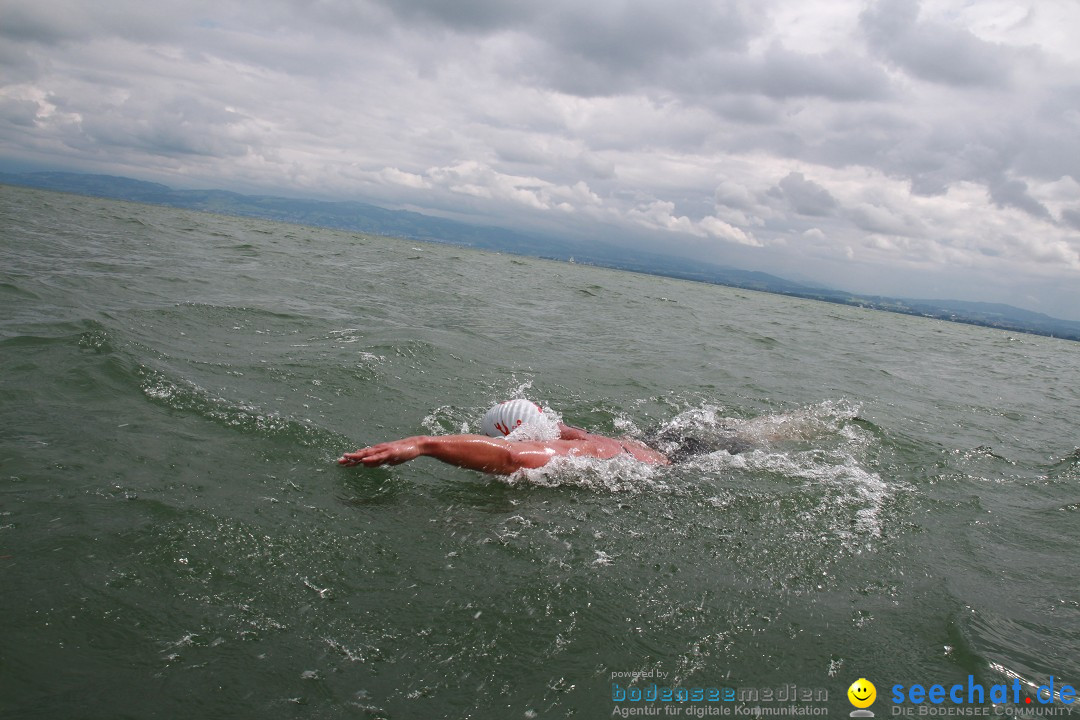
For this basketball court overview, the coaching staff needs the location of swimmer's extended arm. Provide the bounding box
[338,435,555,475]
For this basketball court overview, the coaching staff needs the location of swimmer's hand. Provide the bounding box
[338,438,423,467]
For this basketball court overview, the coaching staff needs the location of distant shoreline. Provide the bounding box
[4,171,1078,342]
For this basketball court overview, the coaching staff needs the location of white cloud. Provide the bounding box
[699,216,761,247]
[380,167,431,190]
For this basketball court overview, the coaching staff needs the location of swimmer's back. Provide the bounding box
[562,435,669,465]
[508,436,669,466]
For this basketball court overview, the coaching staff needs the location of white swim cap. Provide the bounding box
[481,399,544,438]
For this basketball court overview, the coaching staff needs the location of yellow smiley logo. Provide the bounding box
[848,678,877,709]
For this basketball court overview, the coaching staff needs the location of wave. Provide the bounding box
[0,280,42,303]
[1043,448,1080,480]
[136,364,346,450]
[0,319,117,351]
[2,313,351,459]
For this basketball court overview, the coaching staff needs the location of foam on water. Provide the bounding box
[707,445,889,539]
[650,398,864,453]
[505,452,667,493]
[495,399,893,551]
[674,400,892,543]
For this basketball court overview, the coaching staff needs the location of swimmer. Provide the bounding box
[338,399,669,474]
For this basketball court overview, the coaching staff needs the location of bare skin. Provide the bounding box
[338,423,669,475]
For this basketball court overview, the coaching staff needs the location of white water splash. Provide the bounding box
[502,451,667,493]
[674,400,890,542]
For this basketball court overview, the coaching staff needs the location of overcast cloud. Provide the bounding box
[2,0,1079,318]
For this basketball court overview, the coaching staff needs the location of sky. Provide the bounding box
[2,0,1080,319]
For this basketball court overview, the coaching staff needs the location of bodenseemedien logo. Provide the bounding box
[849,678,877,718]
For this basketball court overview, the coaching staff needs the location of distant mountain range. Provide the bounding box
[4,170,1079,341]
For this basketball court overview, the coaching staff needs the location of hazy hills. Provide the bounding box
[4,170,1078,341]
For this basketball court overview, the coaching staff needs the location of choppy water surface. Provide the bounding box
[1,185,1078,718]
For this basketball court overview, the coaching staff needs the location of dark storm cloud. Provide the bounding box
[372,0,760,55]
[774,172,838,217]
[861,0,1018,87]
[0,2,87,44]
[0,95,38,127]
[752,46,892,101]
[1062,209,1080,232]
[367,0,539,33]
[471,2,889,105]
[479,1,766,98]
[0,42,42,85]
[78,96,253,158]
[0,0,196,47]
[373,0,874,106]
[540,2,758,70]
[987,177,1052,221]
